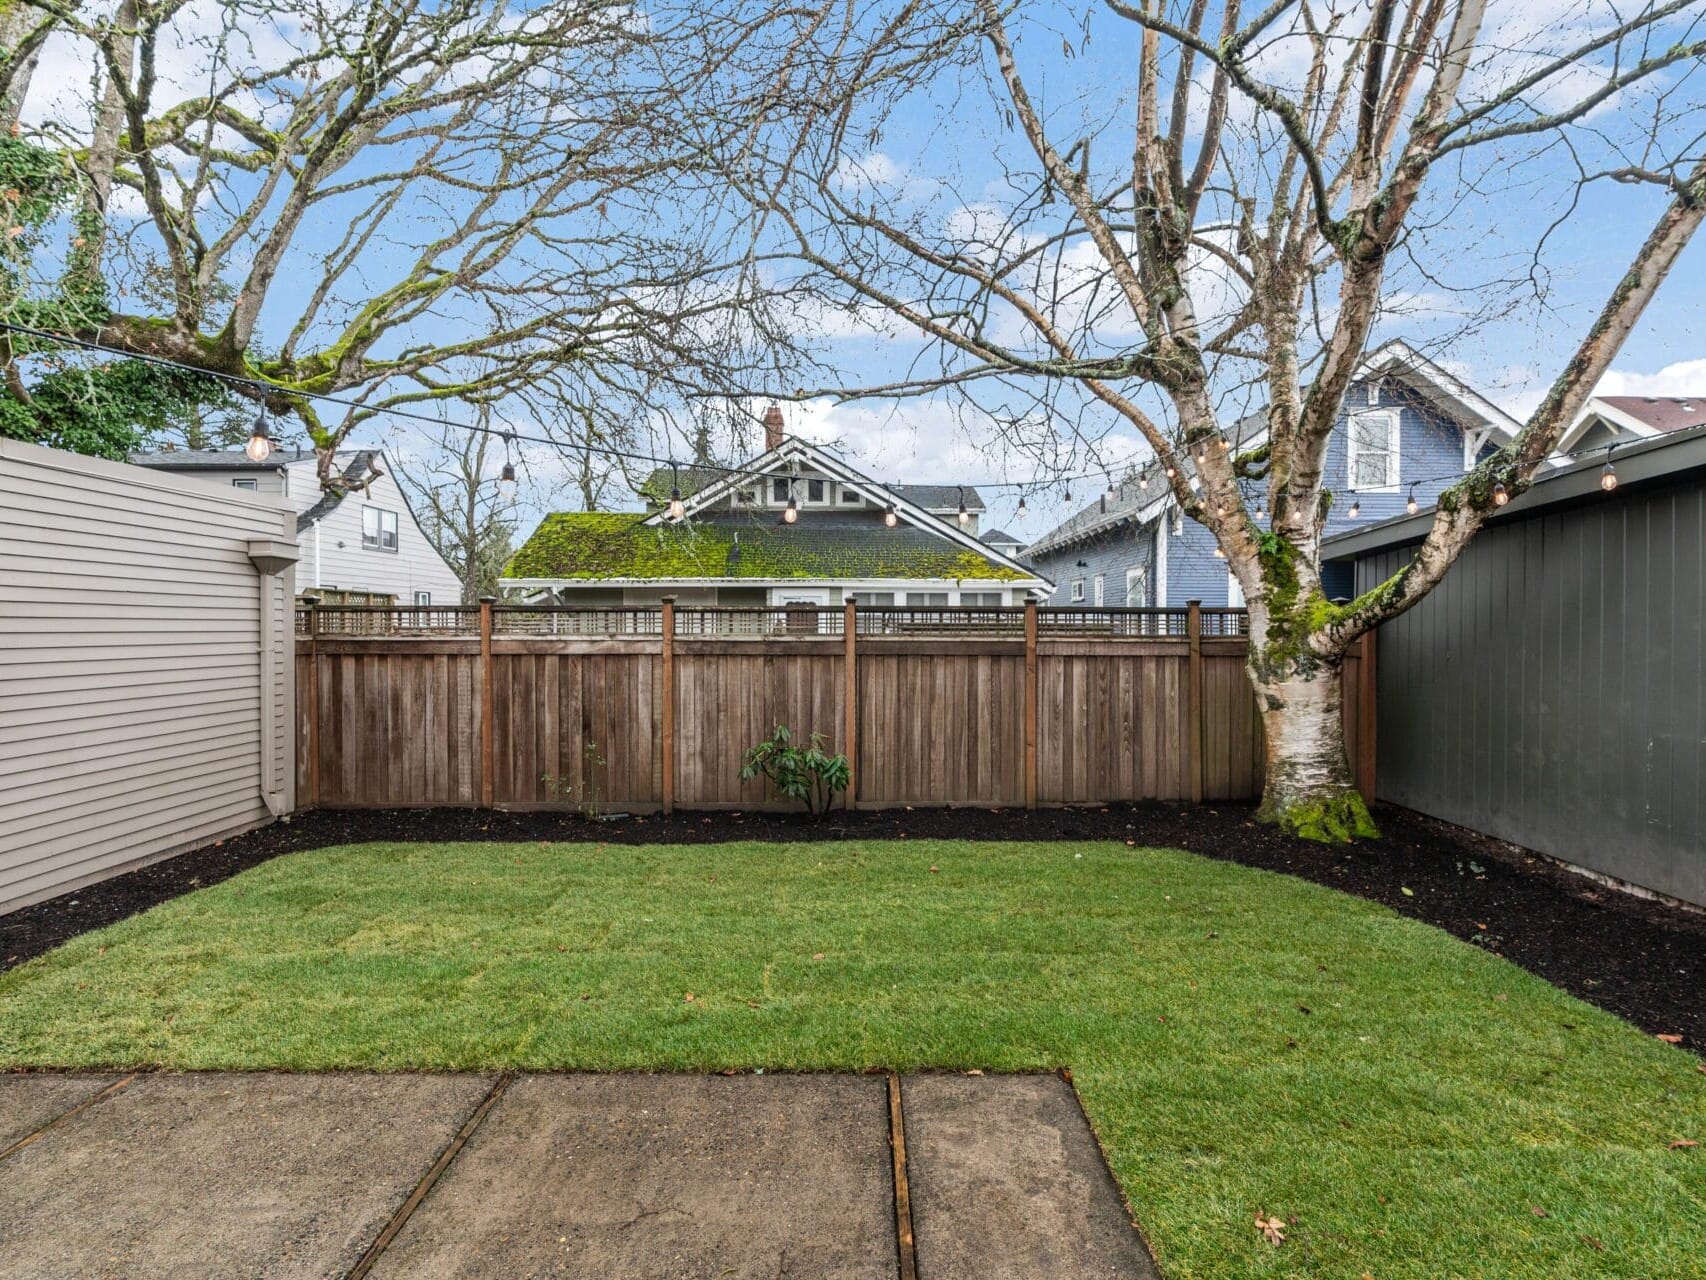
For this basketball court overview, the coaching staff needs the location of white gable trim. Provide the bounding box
[1555,398,1665,454]
[646,436,1044,583]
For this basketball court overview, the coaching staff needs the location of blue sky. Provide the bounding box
[19,0,1706,537]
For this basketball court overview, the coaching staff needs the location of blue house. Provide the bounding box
[1024,341,1522,607]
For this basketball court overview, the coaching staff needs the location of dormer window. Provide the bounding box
[771,477,791,504]
[1347,410,1400,491]
[807,478,825,503]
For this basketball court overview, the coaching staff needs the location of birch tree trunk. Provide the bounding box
[1249,656,1373,841]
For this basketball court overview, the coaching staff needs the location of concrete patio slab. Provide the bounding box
[0,1074,122,1153]
[901,1073,1159,1280]
[0,1071,494,1280]
[366,1073,899,1280]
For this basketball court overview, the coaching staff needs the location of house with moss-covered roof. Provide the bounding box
[503,410,1051,607]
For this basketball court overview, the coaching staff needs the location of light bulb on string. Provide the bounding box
[957,487,970,525]
[498,461,518,502]
[1016,494,1029,521]
[1493,481,1509,506]
[1348,498,1361,519]
[1213,544,1226,559]
[1405,484,1418,516]
[1600,446,1618,491]
[666,459,685,520]
[784,495,799,523]
[244,409,274,462]
[883,503,898,528]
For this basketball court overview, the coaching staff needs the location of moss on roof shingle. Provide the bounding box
[504,512,1030,581]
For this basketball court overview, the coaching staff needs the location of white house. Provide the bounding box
[132,448,463,604]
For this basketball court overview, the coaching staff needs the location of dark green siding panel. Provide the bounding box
[1356,478,1706,906]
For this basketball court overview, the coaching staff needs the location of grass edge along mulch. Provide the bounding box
[5,802,1702,1055]
[2,838,1702,1280]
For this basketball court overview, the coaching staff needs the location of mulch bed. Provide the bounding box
[4,804,1702,1053]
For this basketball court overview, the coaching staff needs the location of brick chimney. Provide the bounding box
[763,403,785,452]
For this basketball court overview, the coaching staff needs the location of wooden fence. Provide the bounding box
[294,601,1374,812]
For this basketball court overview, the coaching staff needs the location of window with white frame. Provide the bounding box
[1093,574,1105,605]
[905,591,949,605]
[1125,565,1149,607]
[960,591,1003,606]
[1347,410,1400,490]
[362,505,399,552]
[849,591,894,606]
[840,487,862,504]
[1070,579,1085,603]
[414,591,431,606]
[231,477,258,491]
[807,478,826,502]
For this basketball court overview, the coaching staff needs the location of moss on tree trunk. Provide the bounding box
[1251,661,1377,842]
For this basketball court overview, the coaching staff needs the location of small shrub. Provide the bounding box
[739,725,850,817]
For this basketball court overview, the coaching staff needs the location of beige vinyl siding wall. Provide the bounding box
[289,461,463,603]
[0,439,296,914]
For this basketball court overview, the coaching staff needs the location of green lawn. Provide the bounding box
[2,840,1700,1279]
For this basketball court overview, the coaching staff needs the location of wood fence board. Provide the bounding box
[296,627,1368,812]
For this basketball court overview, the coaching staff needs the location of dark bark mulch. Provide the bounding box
[4,804,1702,1054]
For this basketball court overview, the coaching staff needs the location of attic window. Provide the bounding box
[841,488,862,504]
[736,488,757,504]
[1348,410,1400,491]
[771,477,790,504]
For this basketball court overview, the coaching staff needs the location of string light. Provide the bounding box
[883,503,898,527]
[666,458,685,520]
[1213,545,1226,558]
[1601,446,1618,491]
[244,409,274,462]
[1016,494,1029,520]
[0,320,1650,508]
[957,487,970,525]
[1164,464,1177,479]
[1493,481,1509,506]
[498,430,518,502]
[1348,498,1361,519]
[1405,483,1418,515]
[1139,473,1149,490]
[783,477,798,523]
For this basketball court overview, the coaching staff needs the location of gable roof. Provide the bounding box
[1556,394,1706,452]
[1025,342,1521,559]
[1596,396,1706,433]
[634,435,1036,579]
[503,511,1038,584]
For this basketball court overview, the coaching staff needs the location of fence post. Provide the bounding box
[1186,599,1204,804]
[1357,627,1377,804]
[1023,599,1038,810]
[661,597,676,815]
[304,594,320,809]
[479,596,495,808]
[844,597,858,810]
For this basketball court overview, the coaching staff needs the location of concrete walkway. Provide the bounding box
[0,1071,1158,1280]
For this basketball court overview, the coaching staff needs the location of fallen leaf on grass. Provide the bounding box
[1530,1206,1548,1218]
[1255,1214,1286,1245]
[1656,1033,1683,1044]
[1668,1139,1698,1150]
[812,952,826,960]
[684,992,695,1002]
[1579,1235,1604,1252]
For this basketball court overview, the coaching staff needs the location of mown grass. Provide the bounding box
[1,840,1701,1278]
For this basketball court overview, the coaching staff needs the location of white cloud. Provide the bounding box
[1595,359,1706,398]
[833,151,907,191]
